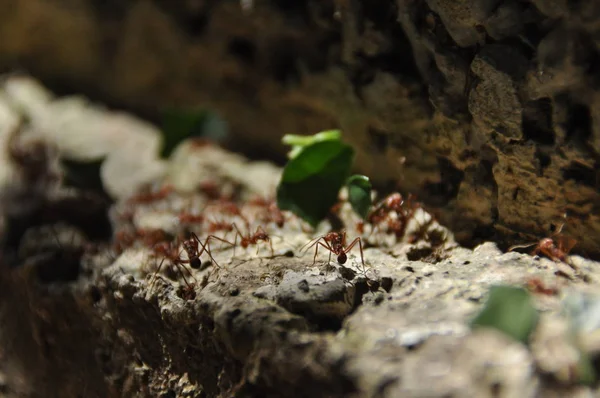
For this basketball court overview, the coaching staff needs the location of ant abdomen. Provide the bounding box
[337,252,347,264]
[189,258,202,269]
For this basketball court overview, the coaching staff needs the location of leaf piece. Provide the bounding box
[347,175,372,219]
[277,140,354,227]
[471,285,538,344]
[160,109,228,158]
[282,130,342,159]
[160,108,207,158]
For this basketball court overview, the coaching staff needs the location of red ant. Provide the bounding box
[361,192,421,239]
[232,224,274,257]
[248,196,285,228]
[526,277,559,296]
[127,184,174,205]
[150,240,196,290]
[215,201,243,216]
[302,230,365,266]
[137,228,169,248]
[384,194,421,238]
[206,219,235,239]
[198,181,223,200]
[181,232,234,269]
[210,201,250,227]
[508,219,577,268]
[178,211,205,225]
[113,229,137,254]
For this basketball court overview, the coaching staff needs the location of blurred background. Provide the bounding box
[1,0,599,257]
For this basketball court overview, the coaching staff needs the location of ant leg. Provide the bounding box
[530,245,542,257]
[174,261,196,289]
[255,242,261,256]
[507,242,538,252]
[311,240,334,266]
[301,236,332,265]
[207,234,235,248]
[150,257,166,289]
[231,223,245,258]
[201,236,225,268]
[344,237,365,266]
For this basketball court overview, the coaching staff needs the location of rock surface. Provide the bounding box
[0,0,599,256]
[1,77,600,397]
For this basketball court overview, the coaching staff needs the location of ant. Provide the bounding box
[526,277,559,296]
[232,224,274,257]
[208,201,250,228]
[248,196,285,228]
[198,180,223,201]
[150,240,196,290]
[302,230,365,266]
[206,219,236,240]
[362,192,421,239]
[181,232,234,269]
[508,219,577,268]
[137,228,170,248]
[178,210,205,225]
[113,229,137,254]
[127,184,174,205]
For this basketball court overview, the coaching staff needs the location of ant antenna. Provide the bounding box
[507,242,538,252]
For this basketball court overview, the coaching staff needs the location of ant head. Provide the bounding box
[154,241,171,253]
[337,252,347,264]
[182,239,196,253]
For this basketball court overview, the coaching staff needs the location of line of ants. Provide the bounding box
[118,182,580,300]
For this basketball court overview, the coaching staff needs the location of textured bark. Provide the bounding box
[0,0,598,256]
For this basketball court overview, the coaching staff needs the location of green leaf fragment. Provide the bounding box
[575,350,596,385]
[471,285,538,344]
[346,175,372,219]
[282,130,342,159]
[161,108,207,158]
[277,140,354,227]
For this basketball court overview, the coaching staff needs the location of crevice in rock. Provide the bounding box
[153,0,216,37]
[522,98,555,145]
[227,37,257,65]
[561,161,599,189]
[564,101,593,145]
[267,38,303,85]
[534,148,552,176]
[422,157,464,206]
[269,0,314,26]
[357,0,422,80]
[367,126,390,154]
